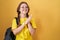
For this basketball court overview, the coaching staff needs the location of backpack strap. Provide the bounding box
[15,17,18,25]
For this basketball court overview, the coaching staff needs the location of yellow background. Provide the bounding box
[0,0,60,40]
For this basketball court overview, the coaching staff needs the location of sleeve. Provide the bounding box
[30,18,37,28]
[12,18,17,29]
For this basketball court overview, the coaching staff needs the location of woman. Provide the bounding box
[12,2,37,40]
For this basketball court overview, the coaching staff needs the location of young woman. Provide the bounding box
[12,2,37,40]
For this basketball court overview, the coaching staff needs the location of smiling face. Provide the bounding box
[19,3,29,15]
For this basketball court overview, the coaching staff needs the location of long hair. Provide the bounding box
[17,2,30,26]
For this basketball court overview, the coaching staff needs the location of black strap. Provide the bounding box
[15,17,18,25]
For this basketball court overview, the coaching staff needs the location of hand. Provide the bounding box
[25,14,32,24]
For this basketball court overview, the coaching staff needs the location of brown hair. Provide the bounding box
[17,2,30,26]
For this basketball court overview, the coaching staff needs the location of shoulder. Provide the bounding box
[12,17,17,23]
[12,18,16,21]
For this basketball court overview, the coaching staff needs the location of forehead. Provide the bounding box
[20,3,27,7]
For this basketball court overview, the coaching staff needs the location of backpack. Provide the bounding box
[4,17,18,40]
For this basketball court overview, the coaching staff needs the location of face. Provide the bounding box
[19,3,28,15]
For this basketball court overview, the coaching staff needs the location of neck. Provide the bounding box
[20,13,26,18]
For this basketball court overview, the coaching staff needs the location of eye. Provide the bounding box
[26,6,28,8]
[20,6,28,8]
[21,7,24,8]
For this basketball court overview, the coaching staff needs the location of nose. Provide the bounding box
[23,7,27,11]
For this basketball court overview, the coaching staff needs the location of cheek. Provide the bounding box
[20,8,23,12]
[26,8,28,12]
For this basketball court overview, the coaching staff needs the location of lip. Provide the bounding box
[23,9,27,11]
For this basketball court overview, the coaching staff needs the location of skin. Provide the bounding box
[12,3,36,36]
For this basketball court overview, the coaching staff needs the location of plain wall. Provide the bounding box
[0,0,60,40]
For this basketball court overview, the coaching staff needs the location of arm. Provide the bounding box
[12,16,32,35]
[28,23,36,35]
[12,22,25,35]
